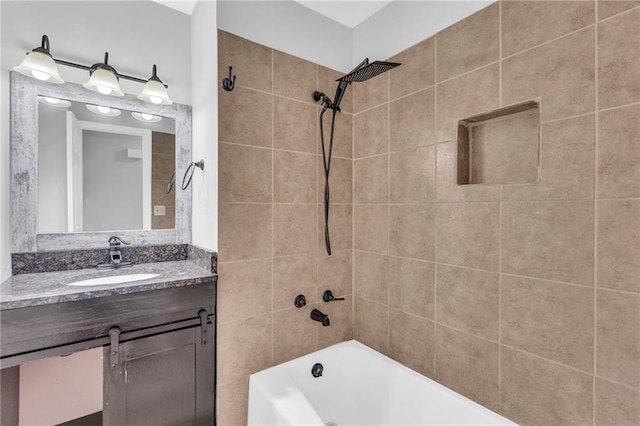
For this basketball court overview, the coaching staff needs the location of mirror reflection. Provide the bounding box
[37,98,176,233]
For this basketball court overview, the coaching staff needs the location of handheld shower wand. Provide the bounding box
[313,58,400,255]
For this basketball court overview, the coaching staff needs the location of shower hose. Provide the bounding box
[319,106,338,256]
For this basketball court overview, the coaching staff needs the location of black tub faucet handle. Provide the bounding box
[322,290,345,303]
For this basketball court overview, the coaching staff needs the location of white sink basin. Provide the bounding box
[68,273,160,287]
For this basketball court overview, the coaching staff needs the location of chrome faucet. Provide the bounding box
[97,236,133,269]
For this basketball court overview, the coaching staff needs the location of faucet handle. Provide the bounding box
[108,236,130,246]
[322,290,345,303]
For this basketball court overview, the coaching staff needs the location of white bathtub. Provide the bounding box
[248,340,515,426]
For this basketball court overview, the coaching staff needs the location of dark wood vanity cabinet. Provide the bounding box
[0,280,216,426]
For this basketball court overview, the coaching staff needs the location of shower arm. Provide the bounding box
[313,58,371,112]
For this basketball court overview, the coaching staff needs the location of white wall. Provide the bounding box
[0,0,8,281]
[353,0,493,64]
[191,0,218,251]
[217,0,353,73]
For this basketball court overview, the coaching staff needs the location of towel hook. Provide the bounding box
[182,159,204,190]
[222,66,236,91]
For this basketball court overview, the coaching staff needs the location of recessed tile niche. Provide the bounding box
[457,101,540,185]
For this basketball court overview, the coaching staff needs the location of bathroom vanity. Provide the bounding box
[0,260,216,425]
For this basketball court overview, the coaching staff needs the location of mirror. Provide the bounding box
[37,99,176,233]
[10,72,192,252]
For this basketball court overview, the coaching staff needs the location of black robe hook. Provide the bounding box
[222,66,236,91]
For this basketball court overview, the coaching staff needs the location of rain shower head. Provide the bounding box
[336,60,401,83]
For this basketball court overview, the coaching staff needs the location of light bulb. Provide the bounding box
[96,85,113,95]
[149,96,162,105]
[44,97,60,104]
[141,113,154,121]
[97,106,111,114]
[31,70,51,81]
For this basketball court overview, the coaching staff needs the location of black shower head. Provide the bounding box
[336,60,401,83]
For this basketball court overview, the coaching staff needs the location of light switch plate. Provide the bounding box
[153,205,166,216]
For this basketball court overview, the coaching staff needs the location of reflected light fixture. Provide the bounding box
[13,35,64,83]
[86,104,121,117]
[83,52,124,97]
[132,111,162,123]
[138,65,172,105]
[38,96,71,108]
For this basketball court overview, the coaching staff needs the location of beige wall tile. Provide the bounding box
[436,3,499,82]
[598,104,640,198]
[436,141,501,203]
[501,347,593,426]
[218,259,272,324]
[354,104,388,158]
[388,257,435,319]
[436,265,499,341]
[389,37,435,100]
[390,146,435,203]
[354,297,389,353]
[597,200,640,293]
[273,254,317,311]
[595,378,640,426]
[436,64,500,142]
[502,28,595,122]
[217,315,273,384]
[152,180,176,210]
[217,380,249,426]
[598,9,640,109]
[353,72,389,113]
[319,203,352,253]
[318,157,352,205]
[274,151,316,203]
[389,204,435,261]
[502,114,595,201]
[597,289,640,387]
[274,97,317,154]
[219,143,272,203]
[435,202,500,271]
[501,275,594,372]
[318,295,354,347]
[218,30,272,92]
[435,325,499,411]
[502,1,595,57]
[354,250,388,304]
[218,203,272,262]
[501,201,594,285]
[354,204,389,254]
[389,309,435,377]
[318,249,352,297]
[274,204,317,256]
[468,108,539,184]
[390,88,436,151]
[354,155,389,203]
[598,0,640,20]
[319,111,353,159]
[273,306,318,364]
[318,65,353,113]
[273,50,317,104]
[219,86,273,147]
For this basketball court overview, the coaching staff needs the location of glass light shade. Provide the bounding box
[14,51,64,84]
[86,104,121,117]
[138,79,172,105]
[38,96,71,108]
[83,68,124,97]
[132,112,162,123]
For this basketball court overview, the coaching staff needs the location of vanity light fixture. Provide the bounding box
[137,65,173,105]
[14,35,171,102]
[13,35,64,83]
[38,96,71,108]
[83,52,124,97]
[86,104,121,117]
[132,112,162,123]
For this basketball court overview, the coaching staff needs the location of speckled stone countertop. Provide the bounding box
[0,260,216,310]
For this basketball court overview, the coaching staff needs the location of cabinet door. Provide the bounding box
[103,325,214,426]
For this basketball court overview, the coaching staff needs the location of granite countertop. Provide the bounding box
[0,260,216,310]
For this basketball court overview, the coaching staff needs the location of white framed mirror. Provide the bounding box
[10,72,192,252]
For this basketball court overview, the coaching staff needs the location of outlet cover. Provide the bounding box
[153,205,166,216]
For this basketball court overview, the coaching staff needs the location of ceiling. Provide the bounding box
[153,0,394,28]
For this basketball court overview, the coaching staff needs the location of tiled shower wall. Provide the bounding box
[352,1,639,425]
[216,31,354,424]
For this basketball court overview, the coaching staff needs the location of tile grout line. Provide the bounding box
[433,33,439,378]
[386,71,391,352]
[593,4,599,424]
[270,47,275,366]
[498,1,503,413]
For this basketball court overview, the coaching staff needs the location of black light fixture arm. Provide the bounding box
[51,57,169,88]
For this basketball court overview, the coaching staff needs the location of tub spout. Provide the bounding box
[310,309,330,326]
